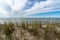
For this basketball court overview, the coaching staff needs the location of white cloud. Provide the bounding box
[11,0,28,10]
[0,9,9,18]
[19,0,60,17]
[0,0,28,18]
[0,0,60,18]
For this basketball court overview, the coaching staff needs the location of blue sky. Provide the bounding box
[0,0,60,18]
[29,10,60,18]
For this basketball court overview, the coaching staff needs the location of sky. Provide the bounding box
[0,0,60,18]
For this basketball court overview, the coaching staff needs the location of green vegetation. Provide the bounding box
[0,21,60,40]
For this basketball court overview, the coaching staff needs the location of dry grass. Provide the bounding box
[0,21,60,40]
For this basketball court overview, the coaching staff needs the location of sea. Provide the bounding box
[0,18,60,24]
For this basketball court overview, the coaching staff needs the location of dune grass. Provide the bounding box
[0,21,60,40]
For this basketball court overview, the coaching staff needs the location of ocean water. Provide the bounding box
[0,18,60,24]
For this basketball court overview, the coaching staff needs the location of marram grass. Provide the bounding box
[0,21,60,40]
